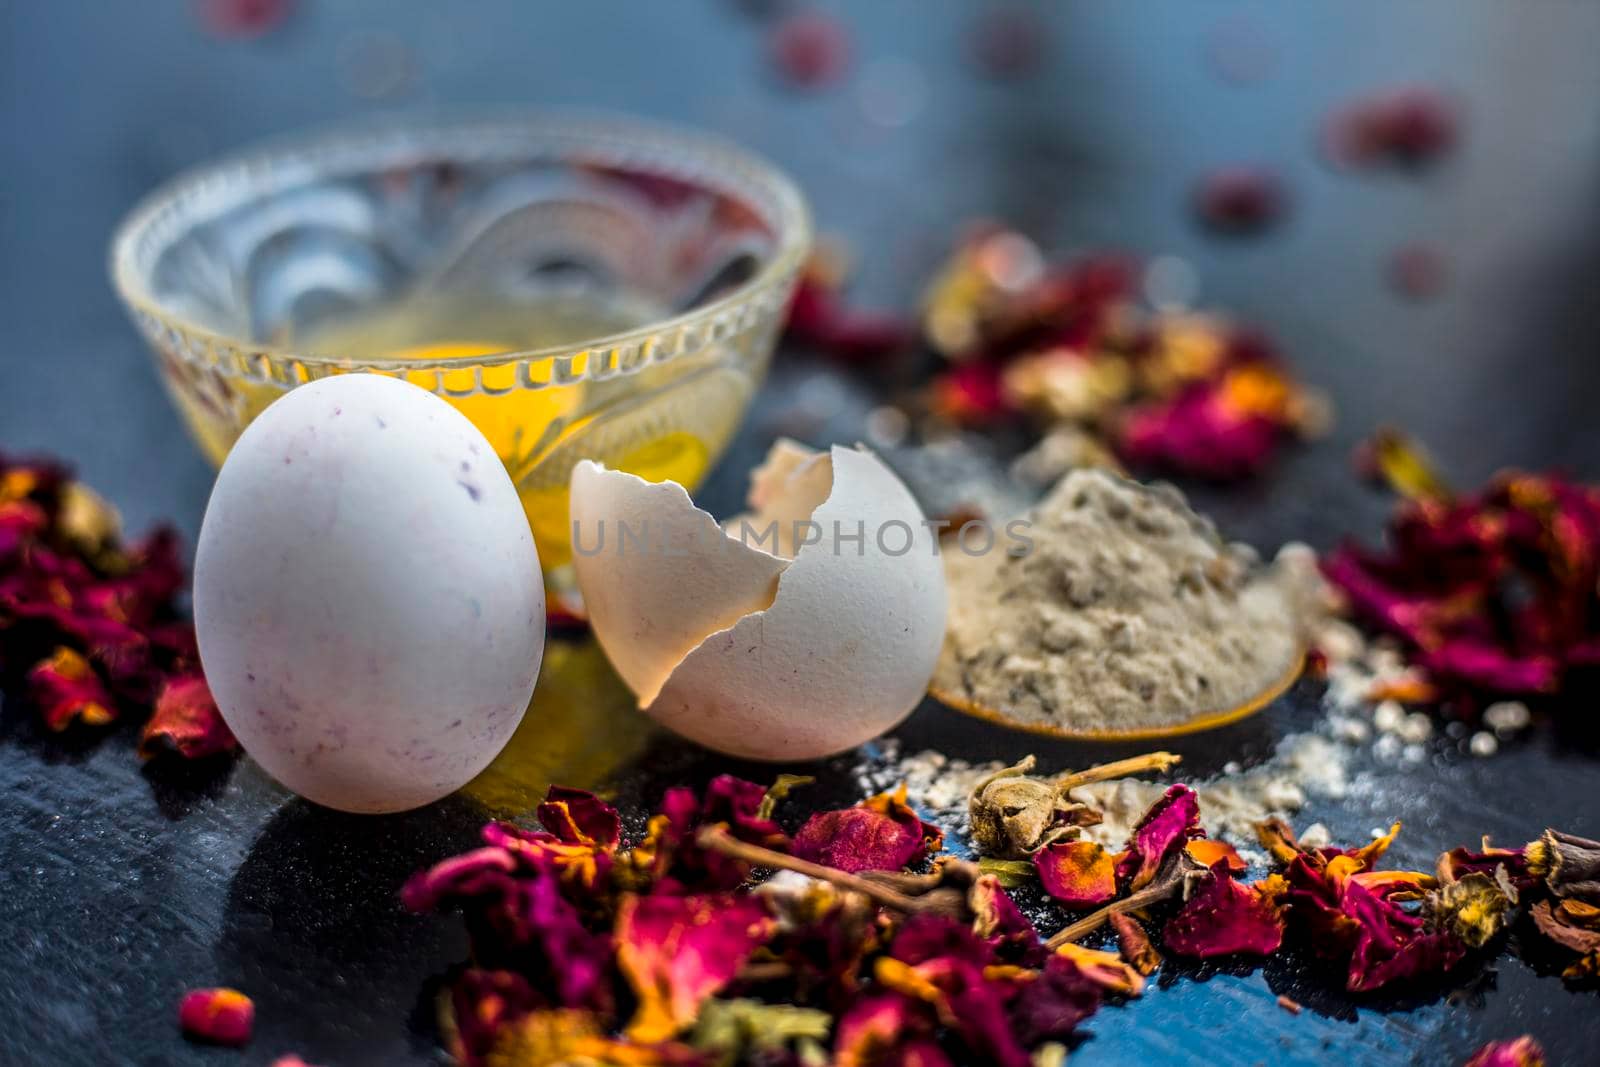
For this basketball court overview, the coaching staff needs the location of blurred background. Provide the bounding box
[3,0,1600,542]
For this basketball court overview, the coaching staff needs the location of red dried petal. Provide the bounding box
[1323,85,1459,170]
[890,914,995,968]
[1117,371,1294,481]
[445,968,540,1065]
[402,835,614,1014]
[616,893,774,1043]
[1341,872,1466,992]
[647,776,791,890]
[1008,951,1104,1045]
[968,874,1044,965]
[27,647,115,730]
[768,11,849,89]
[1194,167,1287,233]
[1463,1037,1546,1067]
[793,786,940,874]
[930,360,1013,425]
[1116,784,1202,892]
[786,276,913,361]
[834,992,942,1067]
[1034,840,1118,908]
[139,673,238,760]
[537,786,622,851]
[178,987,254,1047]
[1163,862,1286,958]
[1109,911,1162,976]
[198,0,293,39]
[874,953,1029,1067]
[1050,942,1145,997]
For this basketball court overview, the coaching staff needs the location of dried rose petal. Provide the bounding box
[769,11,849,89]
[1186,838,1247,873]
[139,673,237,759]
[874,952,1029,1067]
[794,786,942,874]
[1342,872,1467,992]
[631,776,792,892]
[1116,784,1202,892]
[890,914,995,968]
[1194,167,1287,233]
[1008,952,1103,1045]
[1033,840,1117,908]
[537,785,622,850]
[1437,842,1533,891]
[1051,942,1145,997]
[27,647,115,730]
[443,968,539,1065]
[1529,899,1600,956]
[1109,911,1162,976]
[616,893,774,1042]
[1164,863,1286,958]
[1117,369,1297,481]
[930,360,1013,425]
[1463,1036,1546,1067]
[1323,86,1459,170]
[178,987,254,1047]
[967,872,1044,965]
[833,992,943,1067]
[198,0,292,39]
[786,275,914,361]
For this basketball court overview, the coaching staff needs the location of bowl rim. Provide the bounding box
[108,109,812,373]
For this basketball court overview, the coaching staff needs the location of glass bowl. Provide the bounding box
[110,112,811,564]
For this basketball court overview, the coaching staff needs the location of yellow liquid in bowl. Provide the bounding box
[172,292,752,567]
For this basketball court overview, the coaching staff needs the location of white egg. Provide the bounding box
[570,440,946,761]
[194,375,544,813]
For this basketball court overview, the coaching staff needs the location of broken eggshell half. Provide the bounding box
[569,440,947,760]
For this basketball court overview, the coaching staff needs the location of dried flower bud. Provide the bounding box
[1426,870,1516,949]
[1526,829,1600,900]
[967,757,1092,859]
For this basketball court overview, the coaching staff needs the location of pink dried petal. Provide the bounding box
[1116,784,1202,892]
[616,893,774,1043]
[793,788,940,874]
[834,991,942,1067]
[178,987,254,1047]
[1463,1037,1546,1067]
[27,647,116,730]
[1163,863,1286,958]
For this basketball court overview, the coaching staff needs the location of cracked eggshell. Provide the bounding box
[194,375,545,814]
[570,441,947,761]
[568,461,787,701]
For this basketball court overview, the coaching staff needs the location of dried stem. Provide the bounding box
[1054,752,1182,794]
[1044,881,1173,949]
[695,826,926,913]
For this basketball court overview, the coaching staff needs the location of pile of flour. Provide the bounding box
[932,469,1307,734]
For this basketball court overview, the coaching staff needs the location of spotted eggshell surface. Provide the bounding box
[194,375,544,813]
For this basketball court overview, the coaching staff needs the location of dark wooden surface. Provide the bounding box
[2,3,1598,1065]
